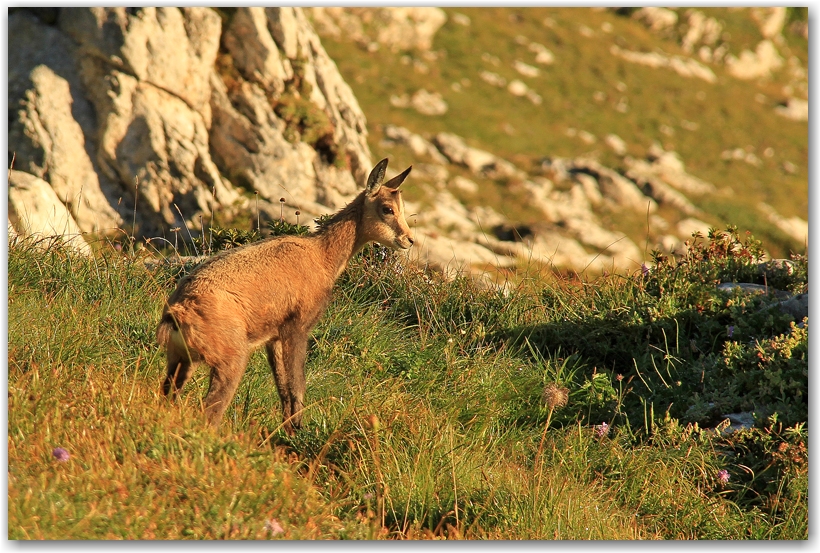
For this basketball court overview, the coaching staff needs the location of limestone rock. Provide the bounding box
[372,7,447,51]
[774,98,808,121]
[59,7,221,123]
[8,170,92,255]
[677,217,712,239]
[632,7,678,32]
[209,7,372,213]
[267,7,300,59]
[409,230,516,279]
[604,134,627,155]
[623,146,714,215]
[309,7,446,52]
[528,42,555,65]
[223,7,291,97]
[381,124,448,164]
[725,40,784,80]
[433,133,524,181]
[409,89,448,116]
[681,10,722,54]
[561,158,657,213]
[8,11,123,235]
[452,176,479,195]
[610,44,716,83]
[758,202,808,243]
[751,7,788,39]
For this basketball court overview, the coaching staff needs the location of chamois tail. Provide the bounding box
[156,310,179,348]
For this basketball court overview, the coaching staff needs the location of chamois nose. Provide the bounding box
[408,237,414,245]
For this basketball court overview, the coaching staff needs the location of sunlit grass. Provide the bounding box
[7,232,807,539]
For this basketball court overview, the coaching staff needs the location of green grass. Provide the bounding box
[7,225,807,539]
[318,7,807,259]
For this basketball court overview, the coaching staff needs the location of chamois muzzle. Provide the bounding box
[396,235,414,250]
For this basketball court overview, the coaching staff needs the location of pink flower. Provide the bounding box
[718,469,730,484]
[52,447,70,462]
[265,518,284,536]
[594,422,610,439]
[641,263,650,276]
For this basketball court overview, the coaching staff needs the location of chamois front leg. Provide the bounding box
[285,331,308,433]
[265,339,294,433]
[273,325,308,436]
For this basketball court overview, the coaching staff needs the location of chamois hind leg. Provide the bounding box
[265,339,295,434]
[202,353,249,427]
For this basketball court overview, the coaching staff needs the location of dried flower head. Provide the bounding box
[541,384,569,410]
[52,447,70,462]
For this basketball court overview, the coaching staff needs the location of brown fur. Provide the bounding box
[156,159,413,434]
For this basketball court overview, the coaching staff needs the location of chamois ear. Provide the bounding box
[383,165,412,190]
[366,158,389,194]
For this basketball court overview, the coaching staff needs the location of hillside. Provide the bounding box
[314,7,808,279]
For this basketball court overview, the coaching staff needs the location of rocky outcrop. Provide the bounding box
[8,7,374,249]
[209,7,372,220]
[8,11,123,236]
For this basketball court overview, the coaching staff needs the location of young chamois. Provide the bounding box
[156,158,414,434]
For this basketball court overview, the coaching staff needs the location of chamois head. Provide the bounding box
[362,158,414,250]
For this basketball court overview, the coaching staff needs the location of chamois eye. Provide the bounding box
[382,206,394,215]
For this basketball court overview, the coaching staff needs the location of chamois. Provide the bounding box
[156,158,414,434]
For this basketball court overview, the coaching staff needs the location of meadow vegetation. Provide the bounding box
[7,224,807,539]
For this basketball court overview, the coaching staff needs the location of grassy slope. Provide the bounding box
[319,7,807,259]
[7,232,807,539]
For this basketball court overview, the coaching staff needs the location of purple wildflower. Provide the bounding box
[727,325,734,338]
[718,469,730,484]
[594,422,610,439]
[363,492,375,501]
[52,447,70,462]
[641,263,650,277]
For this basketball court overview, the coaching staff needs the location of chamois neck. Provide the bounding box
[316,192,368,278]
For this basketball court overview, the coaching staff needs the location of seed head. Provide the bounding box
[541,384,569,410]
